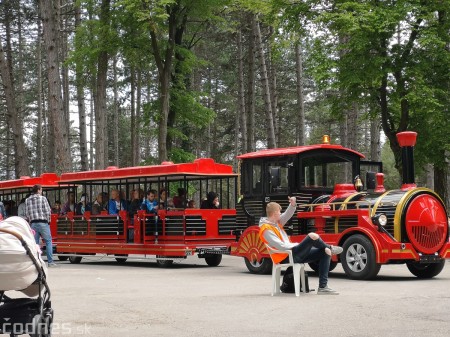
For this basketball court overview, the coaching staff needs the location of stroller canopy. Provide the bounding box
[0,216,46,293]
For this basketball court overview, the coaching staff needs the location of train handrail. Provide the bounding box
[297,201,372,213]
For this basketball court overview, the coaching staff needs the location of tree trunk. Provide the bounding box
[425,164,434,190]
[60,0,70,155]
[0,3,30,178]
[89,87,94,170]
[135,69,142,165]
[149,5,179,162]
[246,14,256,153]
[130,65,136,166]
[347,102,359,150]
[370,117,381,161]
[94,0,110,169]
[75,3,88,171]
[0,36,30,177]
[237,28,247,153]
[40,0,71,174]
[112,56,119,167]
[268,27,279,144]
[295,41,305,146]
[37,16,44,174]
[253,18,276,148]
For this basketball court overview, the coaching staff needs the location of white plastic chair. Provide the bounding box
[266,246,306,297]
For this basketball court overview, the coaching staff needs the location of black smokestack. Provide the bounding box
[396,131,417,189]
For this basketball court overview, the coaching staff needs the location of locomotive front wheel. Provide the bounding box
[341,234,380,280]
[68,255,82,264]
[406,260,445,279]
[204,254,222,267]
[244,257,272,274]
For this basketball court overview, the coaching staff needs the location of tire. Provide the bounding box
[68,256,82,264]
[244,257,272,274]
[204,254,222,267]
[29,314,44,337]
[115,254,128,263]
[406,260,445,279]
[156,256,173,267]
[341,234,381,280]
[57,255,69,261]
[308,261,338,273]
[43,308,53,337]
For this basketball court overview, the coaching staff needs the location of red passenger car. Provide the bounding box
[0,173,61,218]
[52,158,239,266]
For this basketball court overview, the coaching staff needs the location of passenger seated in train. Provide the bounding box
[200,192,220,209]
[167,197,175,209]
[91,193,106,215]
[158,189,167,209]
[142,189,159,214]
[60,191,75,214]
[128,189,143,218]
[173,188,188,208]
[51,200,61,214]
[76,193,91,215]
[108,189,127,215]
[187,199,196,208]
[18,197,28,219]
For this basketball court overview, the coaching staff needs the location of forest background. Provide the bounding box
[0,0,449,208]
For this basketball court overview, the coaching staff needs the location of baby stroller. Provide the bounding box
[0,217,53,337]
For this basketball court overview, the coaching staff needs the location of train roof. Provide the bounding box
[59,158,237,184]
[0,173,60,193]
[236,144,365,160]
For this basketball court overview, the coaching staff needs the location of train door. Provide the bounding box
[238,160,265,227]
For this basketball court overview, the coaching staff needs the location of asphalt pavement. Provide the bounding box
[7,254,450,337]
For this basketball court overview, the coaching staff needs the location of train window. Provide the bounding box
[267,162,289,194]
[302,156,353,188]
[252,164,262,194]
[241,162,263,196]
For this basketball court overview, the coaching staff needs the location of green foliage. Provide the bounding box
[171,89,216,127]
[169,147,196,163]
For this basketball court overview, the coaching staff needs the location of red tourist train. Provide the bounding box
[0,131,448,279]
[231,131,450,279]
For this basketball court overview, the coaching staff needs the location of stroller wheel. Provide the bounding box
[30,314,44,337]
[43,314,52,337]
[30,312,52,337]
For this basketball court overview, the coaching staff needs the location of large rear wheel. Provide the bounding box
[341,234,380,280]
[156,256,173,267]
[244,257,272,274]
[204,254,222,267]
[406,260,445,278]
[115,254,128,263]
[68,255,82,264]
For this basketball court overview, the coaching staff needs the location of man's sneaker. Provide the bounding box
[330,245,343,255]
[48,262,59,267]
[317,286,339,295]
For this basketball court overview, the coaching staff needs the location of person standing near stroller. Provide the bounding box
[25,184,57,267]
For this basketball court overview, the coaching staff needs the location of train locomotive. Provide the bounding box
[230,131,450,280]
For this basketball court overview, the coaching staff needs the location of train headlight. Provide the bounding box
[372,213,388,227]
